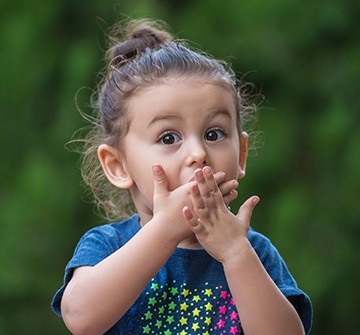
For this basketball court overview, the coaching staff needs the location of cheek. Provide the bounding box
[216,148,240,179]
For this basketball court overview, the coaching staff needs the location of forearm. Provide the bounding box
[61,219,179,335]
[223,239,305,335]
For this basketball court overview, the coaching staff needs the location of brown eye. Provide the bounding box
[159,132,181,145]
[205,129,225,142]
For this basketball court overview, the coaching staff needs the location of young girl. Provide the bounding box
[52,19,312,335]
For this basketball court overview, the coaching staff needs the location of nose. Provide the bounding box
[185,138,208,167]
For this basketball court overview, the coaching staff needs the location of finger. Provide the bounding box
[223,189,238,205]
[194,169,212,203]
[218,179,239,200]
[152,164,169,197]
[189,181,211,219]
[183,206,206,236]
[203,166,219,195]
[182,206,199,229]
[202,166,224,208]
[213,171,226,186]
[236,196,260,224]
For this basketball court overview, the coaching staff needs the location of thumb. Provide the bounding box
[236,196,260,225]
[152,164,169,198]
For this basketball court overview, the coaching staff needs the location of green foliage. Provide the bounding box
[1,0,359,333]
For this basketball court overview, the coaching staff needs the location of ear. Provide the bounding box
[97,144,134,189]
[238,132,248,179]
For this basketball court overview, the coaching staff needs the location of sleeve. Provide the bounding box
[248,229,313,335]
[51,226,121,317]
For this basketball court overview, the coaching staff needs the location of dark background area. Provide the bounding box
[1,0,359,334]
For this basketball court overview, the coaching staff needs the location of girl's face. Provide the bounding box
[118,80,247,223]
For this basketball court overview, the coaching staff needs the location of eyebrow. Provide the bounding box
[147,114,181,127]
[147,110,232,127]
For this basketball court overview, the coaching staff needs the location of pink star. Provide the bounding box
[230,311,238,320]
[230,298,236,305]
[219,305,227,314]
[220,291,228,299]
[217,319,225,328]
[230,326,239,334]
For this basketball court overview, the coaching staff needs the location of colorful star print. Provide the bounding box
[133,281,243,334]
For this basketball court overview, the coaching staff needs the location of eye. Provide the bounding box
[158,131,181,145]
[205,128,225,142]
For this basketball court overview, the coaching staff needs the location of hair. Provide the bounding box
[73,18,259,222]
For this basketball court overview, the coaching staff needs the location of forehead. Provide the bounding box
[127,80,238,122]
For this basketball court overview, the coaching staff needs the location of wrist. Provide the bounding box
[147,214,186,247]
[221,237,254,269]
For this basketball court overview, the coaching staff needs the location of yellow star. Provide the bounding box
[204,289,213,297]
[192,308,200,316]
[204,317,211,326]
[203,332,210,335]
[181,289,189,297]
[180,302,189,311]
[179,316,188,325]
[205,302,213,311]
[192,322,200,331]
[179,330,187,335]
[192,295,201,302]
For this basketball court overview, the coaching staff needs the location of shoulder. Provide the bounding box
[71,214,141,264]
[247,228,275,256]
[247,228,295,284]
[82,214,140,243]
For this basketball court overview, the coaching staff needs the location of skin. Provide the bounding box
[61,80,305,335]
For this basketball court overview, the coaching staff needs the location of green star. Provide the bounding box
[155,320,162,329]
[158,306,165,314]
[164,330,172,335]
[144,311,153,320]
[166,315,175,324]
[148,297,156,306]
[151,283,159,291]
[143,325,151,334]
[168,301,176,310]
[171,287,178,295]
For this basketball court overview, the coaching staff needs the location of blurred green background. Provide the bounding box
[1,0,359,334]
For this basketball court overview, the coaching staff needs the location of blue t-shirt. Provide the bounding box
[52,214,312,334]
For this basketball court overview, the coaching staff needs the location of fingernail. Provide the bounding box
[203,166,212,175]
[152,165,161,175]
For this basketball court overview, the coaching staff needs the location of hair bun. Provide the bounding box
[107,20,173,65]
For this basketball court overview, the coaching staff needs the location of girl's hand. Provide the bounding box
[152,164,194,242]
[151,165,240,243]
[213,171,239,205]
[182,166,259,263]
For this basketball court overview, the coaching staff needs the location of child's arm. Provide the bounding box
[183,166,306,335]
[60,165,237,335]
